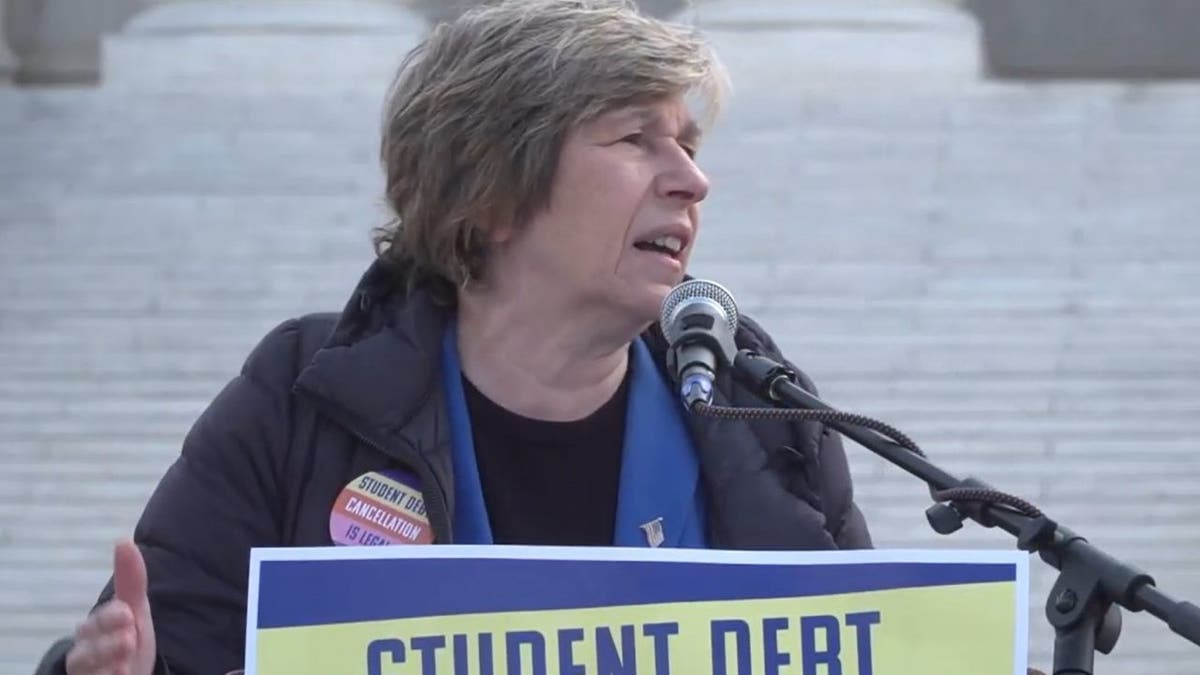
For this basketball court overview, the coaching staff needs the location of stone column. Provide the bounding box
[104,1,426,92]
[5,0,149,84]
[1,1,16,82]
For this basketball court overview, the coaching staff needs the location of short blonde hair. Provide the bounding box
[375,0,728,301]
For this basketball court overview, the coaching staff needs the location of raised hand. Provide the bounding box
[65,539,157,675]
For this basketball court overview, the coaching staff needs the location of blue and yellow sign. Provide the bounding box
[245,547,1028,675]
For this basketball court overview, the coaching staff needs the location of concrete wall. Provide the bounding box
[968,0,1200,78]
[3,0,149,83]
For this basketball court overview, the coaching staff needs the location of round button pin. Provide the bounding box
[329,468,434,546]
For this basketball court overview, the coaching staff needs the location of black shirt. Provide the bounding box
[461,372,630,545]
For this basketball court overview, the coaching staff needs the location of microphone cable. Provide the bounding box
[690,399,1044,519]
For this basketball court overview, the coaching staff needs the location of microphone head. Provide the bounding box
[660,279,739,345]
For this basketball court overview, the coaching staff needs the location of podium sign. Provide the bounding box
[246,546,1028,675]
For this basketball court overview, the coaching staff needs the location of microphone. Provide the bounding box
[659,279,739,409]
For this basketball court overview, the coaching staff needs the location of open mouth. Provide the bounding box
[633,235,684,259]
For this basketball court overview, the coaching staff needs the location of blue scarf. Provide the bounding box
[441,321,708,548]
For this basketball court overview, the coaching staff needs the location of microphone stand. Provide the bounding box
[727,349,1200,675]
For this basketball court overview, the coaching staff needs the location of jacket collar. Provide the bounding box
[294,260,448,440]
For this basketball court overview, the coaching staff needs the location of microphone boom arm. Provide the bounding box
[726,349,1200,675]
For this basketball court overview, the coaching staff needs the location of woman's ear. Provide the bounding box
[474,208,517,246]
[488,223,515,245]
[487,211,527,246]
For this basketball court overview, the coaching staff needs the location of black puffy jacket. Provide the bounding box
[59,261,870,675]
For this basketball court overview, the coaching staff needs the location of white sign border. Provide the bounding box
[245,545,1029,675]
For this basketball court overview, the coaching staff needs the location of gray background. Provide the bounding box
[2,1,1199,673]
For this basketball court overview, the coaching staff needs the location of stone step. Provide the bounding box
[5,80,1199,134]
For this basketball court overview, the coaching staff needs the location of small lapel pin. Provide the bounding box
[640,517,665,548]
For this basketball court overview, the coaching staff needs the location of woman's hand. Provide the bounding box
[65,540,157,675]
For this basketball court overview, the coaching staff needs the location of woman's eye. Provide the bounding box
[618,133,696,159]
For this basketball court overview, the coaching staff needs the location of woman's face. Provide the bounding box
[489,93,710,328]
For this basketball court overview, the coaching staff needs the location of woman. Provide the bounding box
[59,1,870,673]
